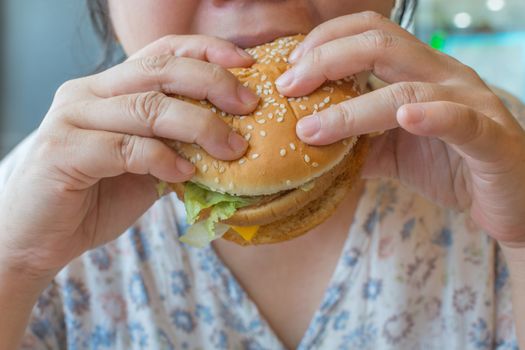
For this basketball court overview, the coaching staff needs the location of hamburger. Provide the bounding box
[167,35,368,247]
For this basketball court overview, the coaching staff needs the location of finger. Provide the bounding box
[58,130,196,185]
[62,92,248,161]
[296,82,448,145]
[290,11,418,63]
[128,34,254,68]
[88,55,259,115]
[277,31,461,97]
[397,101,508,162]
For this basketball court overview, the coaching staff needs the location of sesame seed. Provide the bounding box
[280,148,287,157]
[322,86,331,92]
[247,125,254,130]
[261,74,268,81]
[312,162,319,168]
[219,166,225,174]
[190,157,196,164]
[324,97,331,104]
[251,154,260,160]
[211,107,217,113]
[280,104,285,108]
[267,113,273,119]
[239,158,247,165]
[319,102,325,109]
[244,133,251,141]
[299,105,307,111]
[214,177,220,184]
[212,161,219,169]
[243,82,249,87]
[200,100,207,105]
[196,153,202,161]
[286,180,292,186]
[257,119,266,124]
[277,117,284,123]
[304,154,311,163]
[289,142,296,151]
[256,111,263,116]
[259,130,267,137]
[202,164,209,173]
[221,112,226,117]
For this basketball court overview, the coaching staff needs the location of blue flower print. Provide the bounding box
[157,328,175,350]
[400,218,416,241]
[363,278,382,300]
[339,323,377,349]
[210,330,229,350]
[242,339,267,350]
[171,309,196,333]
[432,228,453,248]
[225,275,244,305]
[196,304,214,325]
[129,227,150,262]
[333,311,350,331]
[320,285,343,312]
[128,272,149,308]
[30,318,52,340]
[171,270,191,296]
[129,321,149,348]
[343,247,361,267]
[88,325,115,350]
[88,247,112,271]
[63,278,90,316]
[469,318,492,350]
[496,260,509,291]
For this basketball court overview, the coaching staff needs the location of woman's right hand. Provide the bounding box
[0,35,258,280]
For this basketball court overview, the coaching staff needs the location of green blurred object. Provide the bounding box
[430,30,447,50]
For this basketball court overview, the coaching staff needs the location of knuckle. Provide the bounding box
[360,11,388,24]
[195,112,221,143]
[310,46,324,67]
[362,30,398,51]
[388,82,431,106]
[337,104,355,132]
[53,79,83,105]
[117,134,144,173]
[139,54,173,75]
[206,63,228,83]
[127,91,168,133]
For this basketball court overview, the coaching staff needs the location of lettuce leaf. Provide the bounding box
[180,182,255,246]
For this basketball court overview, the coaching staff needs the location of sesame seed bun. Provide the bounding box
[168,35,367,245]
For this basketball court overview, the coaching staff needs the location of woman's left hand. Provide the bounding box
[276,11,525,246]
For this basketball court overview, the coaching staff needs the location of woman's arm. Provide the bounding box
[0,263,51,349]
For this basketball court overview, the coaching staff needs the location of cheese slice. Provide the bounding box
[231,225,260,242]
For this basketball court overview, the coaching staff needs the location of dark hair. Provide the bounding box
[87,0,418,70]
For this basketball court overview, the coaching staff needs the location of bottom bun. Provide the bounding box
[222,136,369,245]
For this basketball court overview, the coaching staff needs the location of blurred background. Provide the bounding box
[1,0,524,156]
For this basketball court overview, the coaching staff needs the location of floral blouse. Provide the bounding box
[1,89,522,350]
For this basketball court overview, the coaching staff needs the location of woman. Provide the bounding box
[1,0,524,349]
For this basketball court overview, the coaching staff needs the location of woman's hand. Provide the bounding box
[276,11,525,246]
[0,35,259,279]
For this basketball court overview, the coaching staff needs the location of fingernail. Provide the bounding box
[237,85,259,106]
[288,45,303,63]
[275,69,295,89]
[297,114,321,138]
[228,131,248,153]
[177,159,195,175]
[236,47,253,60]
